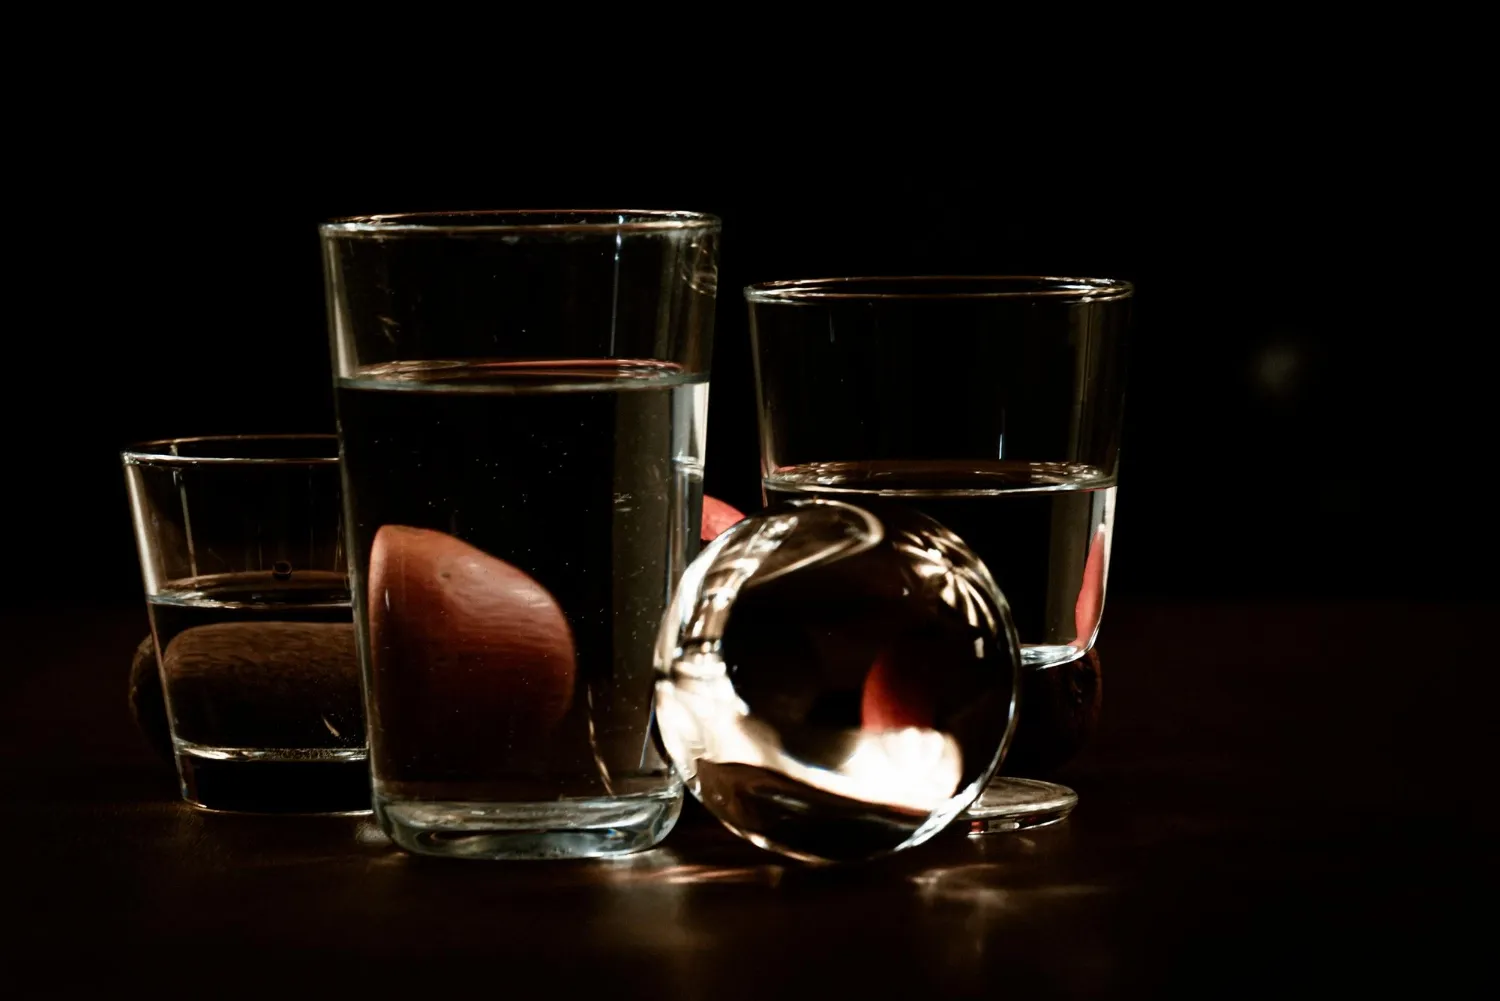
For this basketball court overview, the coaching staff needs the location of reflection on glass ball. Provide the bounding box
[654,499,1021,862]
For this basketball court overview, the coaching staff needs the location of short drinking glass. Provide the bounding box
[321,210,720,859]
[123,434,365,813]
[746,276,1131,831]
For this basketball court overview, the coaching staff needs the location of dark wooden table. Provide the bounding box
[4,600,1494,997]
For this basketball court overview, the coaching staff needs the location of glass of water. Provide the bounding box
[746,276,1132,832]
[123,434,366,813]
[321,210,720,859]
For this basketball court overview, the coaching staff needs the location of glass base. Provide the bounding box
[964,777,1078,835]
[177,744,371,814]
[375,790,682,859]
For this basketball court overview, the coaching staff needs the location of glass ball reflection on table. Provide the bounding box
[654,499,1021,862]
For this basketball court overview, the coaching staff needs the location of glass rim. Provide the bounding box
[320,208,721,236]
[744,275,1134,303]
[121,434,339,466]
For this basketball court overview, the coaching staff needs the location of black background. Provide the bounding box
[3,89,1493,1000]
[13,132,1480,608]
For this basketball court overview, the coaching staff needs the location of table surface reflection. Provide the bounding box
[3,599,1493,998]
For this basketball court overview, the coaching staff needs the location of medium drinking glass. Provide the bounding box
[746,276,1131,831]
[123,434,366,813]
[321,210,720,859]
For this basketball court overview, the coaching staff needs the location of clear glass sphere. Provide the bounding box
[654,499,1021,862]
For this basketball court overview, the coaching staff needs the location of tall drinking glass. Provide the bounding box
[322,210,720,859]
[746,276,1131,832]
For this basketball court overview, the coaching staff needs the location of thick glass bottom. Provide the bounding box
[375,789,682,859]
[176,742,371,815]
[964,777,1078,834]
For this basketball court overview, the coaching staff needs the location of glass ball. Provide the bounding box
[654,498,1021,862]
